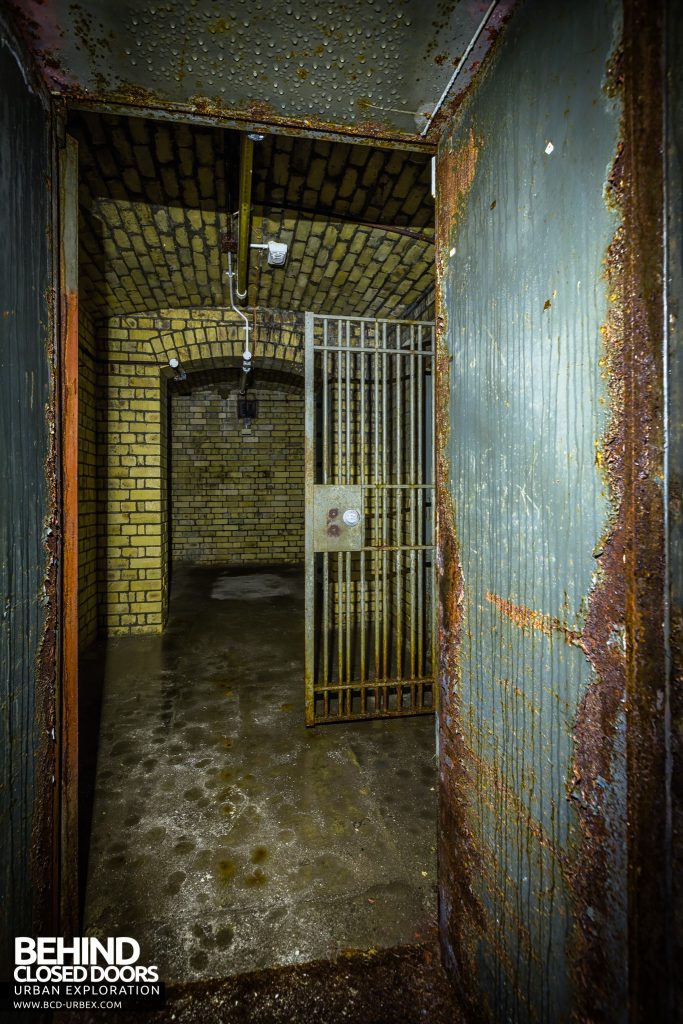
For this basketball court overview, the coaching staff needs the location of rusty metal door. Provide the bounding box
[304,312,436,725]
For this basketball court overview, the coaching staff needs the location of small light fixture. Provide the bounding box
[247,131,265,142]
[168,357,187,381]
[250,240,288,266]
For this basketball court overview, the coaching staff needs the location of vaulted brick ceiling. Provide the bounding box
[73,112,435,320]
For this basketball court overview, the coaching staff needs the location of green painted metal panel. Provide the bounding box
[0,12,56,976]
[436,1,626,1019]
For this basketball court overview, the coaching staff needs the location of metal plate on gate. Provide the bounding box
[313,485,363,551]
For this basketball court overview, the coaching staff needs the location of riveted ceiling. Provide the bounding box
[12,0,516,145]
[73,112,434,320]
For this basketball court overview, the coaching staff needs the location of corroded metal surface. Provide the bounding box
[9,0,516,146]
[613,0,670,1014]
[0,9,58,975]
[435,0,635,1018]
[665,0,683,1008]
[58,133,80,936]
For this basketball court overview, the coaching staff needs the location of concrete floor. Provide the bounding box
[82,564,438,984]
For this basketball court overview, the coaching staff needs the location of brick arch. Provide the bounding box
[97,307,306,637]
[169,361,305,571]
[169,363,305,396]
[147,308,304,375]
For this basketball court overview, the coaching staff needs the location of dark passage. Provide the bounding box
[82,564,437,982]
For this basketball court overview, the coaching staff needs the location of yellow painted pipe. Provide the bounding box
[236,134,254,303]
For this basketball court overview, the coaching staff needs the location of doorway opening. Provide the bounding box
[73,109,438,983]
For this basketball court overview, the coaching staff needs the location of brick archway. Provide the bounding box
[96,307,304,635]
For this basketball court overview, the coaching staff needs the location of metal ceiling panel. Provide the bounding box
[10,0,516,144]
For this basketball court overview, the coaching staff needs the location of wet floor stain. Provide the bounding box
[244,868,268,888]
[82,565,437,985]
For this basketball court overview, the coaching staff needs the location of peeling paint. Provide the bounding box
[569,1,670,1016]
[0,8,58,974]
[7,0,518,148]
[435,0,632,1019]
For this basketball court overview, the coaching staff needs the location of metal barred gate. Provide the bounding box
[304,312,437,725]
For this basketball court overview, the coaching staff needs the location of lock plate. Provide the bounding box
[312,485,363,551]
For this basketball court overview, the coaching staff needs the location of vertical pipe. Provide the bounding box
[304,312,316,725]
[346,320,351,485]
[336,322,343,483]
[236,134,254,302]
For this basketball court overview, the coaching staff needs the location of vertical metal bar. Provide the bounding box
[346,319,351,485]
[336,322,343,484]
[430,324,438,708]
[395,326,403,681]
[382,324,388,684]
[304,312,316,726]
[409,324,416,688]
[417,324,424,693]
[337,550,343,713]
[236,134,254,300]
[373,324,380,685]
[322,324,329,698]
[359,327,366,700]
[336,324,343,713]
[323,549,329,695]
[346,550,351,707]
[345,321,351,711]
[323,320,328,485]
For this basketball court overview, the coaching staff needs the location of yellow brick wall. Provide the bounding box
[97,359,166,634]
[171,385,304,566]
[96,308,304,635]
[78,307,99,649]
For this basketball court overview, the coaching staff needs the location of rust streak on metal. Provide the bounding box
[568,1,667,1016]
[32,276,59,942]
[425,2,518,144]
[59,287,79,933]
[485,591,583,648]
[462,736,572,878]
[435,123,489,1023]
[57,133,80,936]
[435,128,479,266]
